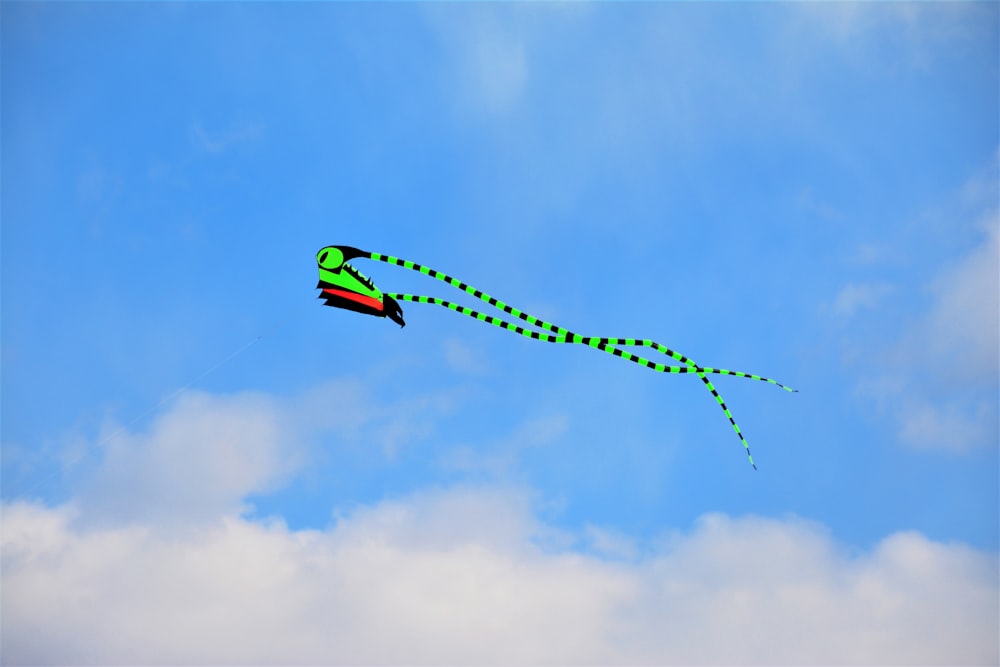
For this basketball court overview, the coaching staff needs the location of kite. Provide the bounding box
[317,245,795,468]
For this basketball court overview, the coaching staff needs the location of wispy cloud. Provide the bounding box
[890,209,997,451]
[441,413,569,477]
[920,210,999,387]
[189,121,264,156]
[442,336,490,376]
[787,2,993,70]
[829,282,895,320]
[3,488,996,665]
[423,4,541,117]
[145,119,265,192]
[836,160,999,452]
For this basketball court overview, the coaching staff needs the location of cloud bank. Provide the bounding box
[4,376,998,665]
[3,487,997,665]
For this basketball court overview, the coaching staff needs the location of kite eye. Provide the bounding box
[317,246,345,270]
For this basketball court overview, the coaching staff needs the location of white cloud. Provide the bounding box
[60,378,460,529]
[2,490,997,666]
[292,377,458,458]
[841,165,999,452]
[419,3,995,247]
[441,413,569,476]
[922,211,999,387]
[78,390,299,529]
[830,282,895,320]
[787,2,991,70]
[582,523,639,561]
[887,209,999,450]
[423,5,535,116]
[895,394,998,451]
[888,209,999,450]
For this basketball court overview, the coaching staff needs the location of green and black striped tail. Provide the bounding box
[323,249,796,469]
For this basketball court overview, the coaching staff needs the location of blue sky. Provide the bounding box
[2,2,998,664]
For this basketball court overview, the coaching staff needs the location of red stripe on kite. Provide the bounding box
[323,288,383,312]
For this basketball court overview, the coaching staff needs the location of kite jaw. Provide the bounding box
[384,294,406,328]
[317,285,406,326]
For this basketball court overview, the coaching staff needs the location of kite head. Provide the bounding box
[317,246,405,327]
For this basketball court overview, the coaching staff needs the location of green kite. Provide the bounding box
[317,245,796,468]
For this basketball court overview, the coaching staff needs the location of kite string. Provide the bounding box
[7,321,285,502]
[94,333,265,448]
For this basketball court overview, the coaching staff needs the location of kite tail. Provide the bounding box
[562,336,796,393]
[371,253,565,335]
[370,252,793,468]
[370,254,793,386]
[388,293,762,469]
